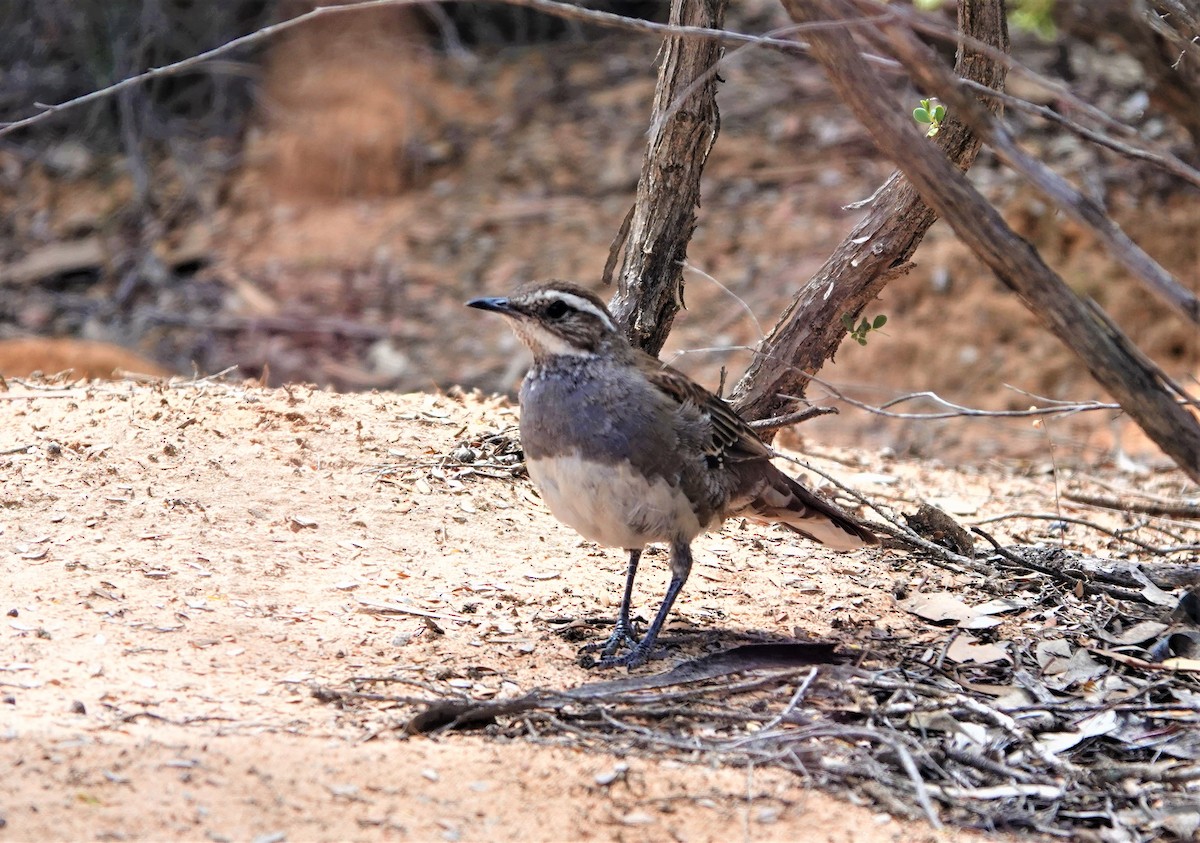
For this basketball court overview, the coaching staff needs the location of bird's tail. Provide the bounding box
[746,468,879,551]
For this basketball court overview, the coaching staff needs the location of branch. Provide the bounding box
[956,77,1200,191]
[8,0,1195,202]
[801,376,1125,421]
[854,0,1200,328]
[780,0,1200,483]
[972,511,1200,555]
[1063,490,1200,521]
[730,0,1008,427]
[604,0,727,356]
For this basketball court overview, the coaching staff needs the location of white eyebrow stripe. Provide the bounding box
[528,290,617,332]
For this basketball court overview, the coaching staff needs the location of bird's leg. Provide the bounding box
[582,549,642,658]
[597,540,692,669]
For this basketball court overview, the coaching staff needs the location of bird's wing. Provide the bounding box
[634,351,878,549]
[635,351,772,460]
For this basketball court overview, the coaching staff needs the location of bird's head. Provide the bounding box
[467,281,627,360]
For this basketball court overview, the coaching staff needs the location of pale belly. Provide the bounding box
[526,452,704,549]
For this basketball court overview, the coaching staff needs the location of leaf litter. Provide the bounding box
[5,381,1200,840]
[323,442,1200,841]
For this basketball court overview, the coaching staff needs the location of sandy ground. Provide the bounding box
[0,378,1119,841]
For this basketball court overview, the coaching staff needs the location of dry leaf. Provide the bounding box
[946,634,1010,664]
[900,592,973,623]
[1036,709,1120,756]
[1092,621,1169,646]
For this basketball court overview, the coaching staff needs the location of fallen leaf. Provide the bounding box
[1035,638,1072,670]
[900,592,973,623]
[1092,621,1169,646]
[946,634,1010,664]
[1043,646,1106,690]
[1036,709,1120,756]
[1128,567,1178,608]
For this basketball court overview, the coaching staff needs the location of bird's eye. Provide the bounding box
[545,300,570,320]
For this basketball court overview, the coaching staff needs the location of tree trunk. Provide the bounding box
[730,0,1008,427]
[607,0,727,356]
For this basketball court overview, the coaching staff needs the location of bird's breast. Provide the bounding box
[526,452,704,549]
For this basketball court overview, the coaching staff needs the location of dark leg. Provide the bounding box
[582,549,642,658]
[598,540,692,669]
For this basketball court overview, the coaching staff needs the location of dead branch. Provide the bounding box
[605,0,727,356]
[1065,490,1200,521]
[729,0,1008,428]
[855,0,1200,328]
[975,538,1200,591]
[747,405,838,431]
[1055,0,1200,149]
[958,78,1200,190]
[886,5,1200,190]
[971,511,1200,555]
[779,0,1200,483]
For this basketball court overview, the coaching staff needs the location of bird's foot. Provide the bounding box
[578,622,669,670]
[592,640,659,669]
[580,617,641,659]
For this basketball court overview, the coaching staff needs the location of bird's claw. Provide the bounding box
[579,621,670,669]
[580,618,641,659]
[593,643,656,669]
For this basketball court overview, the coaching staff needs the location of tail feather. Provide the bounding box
[747,468,878,551]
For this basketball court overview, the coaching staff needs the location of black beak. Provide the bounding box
[466,296,513,315]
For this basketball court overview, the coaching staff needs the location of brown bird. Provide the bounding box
[469,281,878,667]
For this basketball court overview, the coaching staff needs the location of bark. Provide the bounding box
[777,0,1200,482]
[730,0,1008,425]
[607,0,727,356]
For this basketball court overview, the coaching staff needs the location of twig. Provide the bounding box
[1064,490,1200,520]
[355,599,473,623]
[802,380,1123,421]
[724,668,818,748]
[970,527,1035,566]
[767,449,989,576]
[972,511,1199,555]
[748,406,838,431]
[642,343,1192,423]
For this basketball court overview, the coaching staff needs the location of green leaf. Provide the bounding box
[840,314,856,331]
[932,104,946,121]
[872,314,888,329]
[913,107,930,124]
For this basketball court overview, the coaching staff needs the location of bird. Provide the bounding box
[467,281,878,668]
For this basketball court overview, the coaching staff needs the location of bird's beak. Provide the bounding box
[466,296,514,315]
